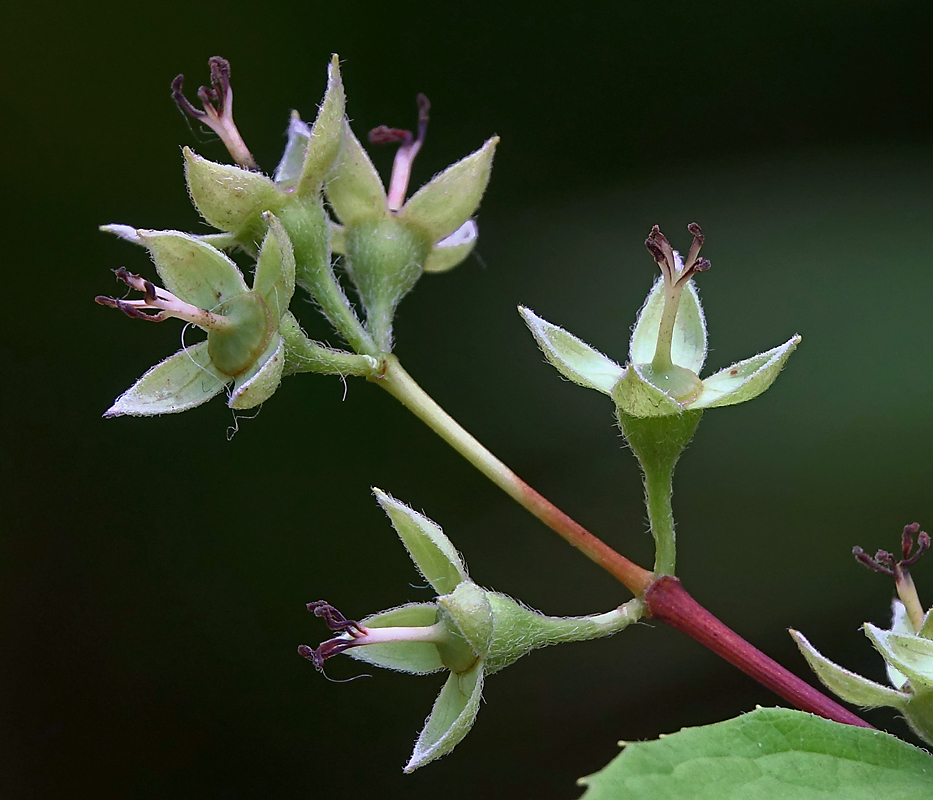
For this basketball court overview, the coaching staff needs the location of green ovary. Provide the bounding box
[208,293,275,376]
[639,363,703,404]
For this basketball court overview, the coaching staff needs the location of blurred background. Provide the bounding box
[5,1,933,797]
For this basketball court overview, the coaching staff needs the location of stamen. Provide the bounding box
[172,57,257,170]
[95,267,234,333]
[854,524,930,631]
[684,222,705,270]
[369,93,431,211]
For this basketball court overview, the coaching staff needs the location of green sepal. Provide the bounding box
[398,137,498,244]
[228,334,284,409]
[104,341,228,417]
[692,335,801,409]
[137,229,248,309]
[790,629,908,709]
[374,489,469,596]
[347,603,445,675]
[519,306,624,395]
[630,277,707,373]
[865,622,933,692]
[423,220,478,273]
[404,660,485,773]
[182,148,284,248]
[324,120,388,227]
[253,213,295,321]
[612,363,682,417]
[296,54,346,196]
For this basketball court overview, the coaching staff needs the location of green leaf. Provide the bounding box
[347,603,445,675]
[692,335,800,409]
[519,306,623,396]
[579,707,933,800]
[373,490,469,595]
[253,213,295,321]
[324,120,387,226]
[105,341,228,417]
[138,230,248,310]
[398,137,498,243]
[630,277,707,373]
[405,660,484,772]
[790,629,906,708]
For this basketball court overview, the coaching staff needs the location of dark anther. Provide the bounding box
[172,56,232,121]
[306,600,366,637]
[692,257,712,273]
[645,236,666,264]
[853,524,929,576]
[143,280,158,304]
[368,93,431,148]
[687,222,705,246]
[113,266,134,285]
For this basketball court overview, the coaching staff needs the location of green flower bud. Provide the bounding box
[324,94,497,354]
[299,490,643,772]
[521,223,800,419]
[97,213,374,416]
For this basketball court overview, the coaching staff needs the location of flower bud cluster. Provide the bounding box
[97,55,496,415]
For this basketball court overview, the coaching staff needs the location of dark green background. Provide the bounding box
[5,2,933,797]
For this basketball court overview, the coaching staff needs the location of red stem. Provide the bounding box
[645,576,873,729]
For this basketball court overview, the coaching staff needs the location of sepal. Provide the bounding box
[398,137,498,244]
[611,363,682,417]
[374,489,470,596]
[424,220,478,273]
[229,335,284,409]
[324,120,388,226]
[790,629,907,709]
[629,277,707,373]
[864,623,933,692]
[297,54,346,194]
[183,148,283,246]
[405,660,484,773]
[692,335,801,409]
[519,306,624,395]
[104,341,228,417]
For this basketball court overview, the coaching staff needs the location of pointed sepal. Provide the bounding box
[324,121,388,227]
[630,277,707,373]
[519,307,624,395]
[398,136,498,244]
[692,335,801,409]
[790,629,908,709]
[297,54,346,195]
[865,622,933,692]
[228,335,284,409]
[138,230,248,309]
[373,489,469,596]
[105,341,228,417]
[183,148,283,245]
[404,660,485,772]
[253,213,295,321]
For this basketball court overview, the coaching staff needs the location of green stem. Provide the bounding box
[616,410,702,576]
[375,355,654,596]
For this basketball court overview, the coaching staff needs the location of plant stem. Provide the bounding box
[375,356,872,730]
[374,355,655,596]
[644,461,677,575]
[645,576,872,729]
